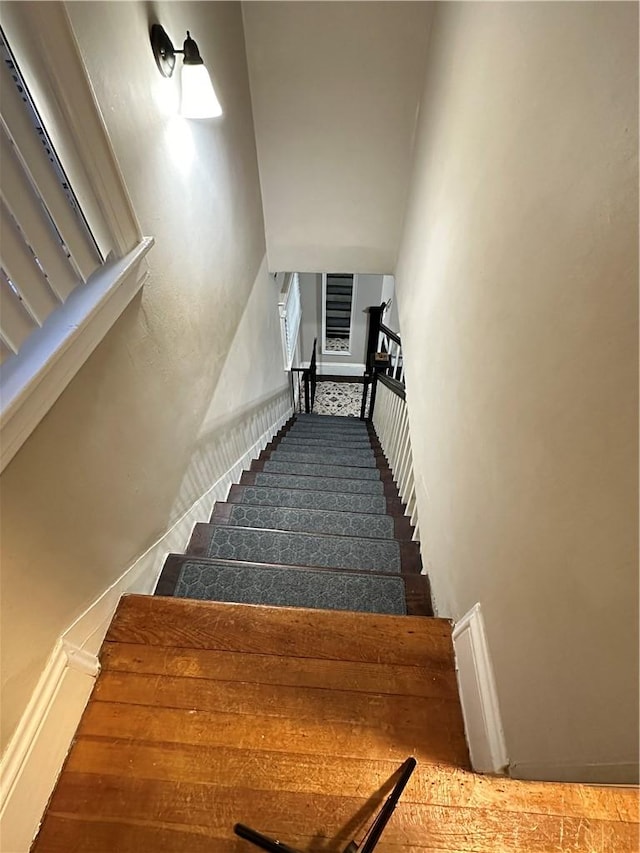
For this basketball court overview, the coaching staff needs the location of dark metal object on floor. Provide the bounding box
[233,756,417,852]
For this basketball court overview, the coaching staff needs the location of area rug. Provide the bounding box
[313,381,363,417]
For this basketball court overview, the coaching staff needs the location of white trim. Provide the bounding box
[452,603,508,774]
[321,272,357,357]
[0,642,95,853]
[303,361,366,377]
[278,272,302,370]
[508,760,639,785]
[0,238,154,473]
[61,642,100,678]
[0,399,292,851]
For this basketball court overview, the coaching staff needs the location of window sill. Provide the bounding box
[0,237,154,473]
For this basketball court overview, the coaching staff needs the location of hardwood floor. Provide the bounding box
[32,595,639,852]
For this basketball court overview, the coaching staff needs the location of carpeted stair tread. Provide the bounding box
[275,441,375,456]
[228,484,387,514]
[250,471,385,495]
[281,435,373,449]
[288,418,368,429]
[153,413,432,617]
[270,448,377,467]
[199,524,401,573]
[287,425,370,437]
[215,503,395,539]
[262,460,381,480]
[295,414,365,426]
[168,559,407,615]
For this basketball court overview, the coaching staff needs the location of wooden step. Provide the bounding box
[32,596,639,853]
[106,595,450,666]
[37,773,639,852]
[33,596,638,853]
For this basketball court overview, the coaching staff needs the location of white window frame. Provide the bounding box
[0,5,153,473]
[321,272,358,357]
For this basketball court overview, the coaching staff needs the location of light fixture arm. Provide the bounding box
[150,23,223,118]
[150,25,203,78]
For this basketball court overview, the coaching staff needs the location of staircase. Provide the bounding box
[156,413,432,617]
[30,413,640,852]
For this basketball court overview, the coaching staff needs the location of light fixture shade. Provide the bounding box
[180,64,222,119]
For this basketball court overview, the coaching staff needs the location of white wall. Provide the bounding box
[0,0,287,754]
[242,1,432,273]
[395,2,638,783]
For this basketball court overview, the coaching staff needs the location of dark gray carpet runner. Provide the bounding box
[156,413,429,616]
[174,561,406,615]
[228,485,388,514]
[223,504,395,538]
[252,471,384,495]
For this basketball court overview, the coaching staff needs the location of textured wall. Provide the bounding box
[0,1,287,751]
[242,1,432,273]
[395,2,638,782]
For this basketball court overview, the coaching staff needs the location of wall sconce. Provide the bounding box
[150,24,222,119]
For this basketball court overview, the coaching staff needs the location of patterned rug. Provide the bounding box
[313,381,362,417]
[325,337,351,353]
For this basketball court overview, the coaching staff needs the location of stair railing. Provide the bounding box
[360,304,405,421]
[361,304,419,538]
[372,377,419,539]
[291,337,317,413]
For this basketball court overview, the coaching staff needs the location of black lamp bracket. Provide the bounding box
[151,24,204,78]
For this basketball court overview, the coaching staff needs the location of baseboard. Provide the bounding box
[0,644,95,853]
[509,760,639,785]
[452,602,508,774]
[302,361,365,377]
[0,403,292,852]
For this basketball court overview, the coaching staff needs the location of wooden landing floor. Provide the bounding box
[32,595,638,852]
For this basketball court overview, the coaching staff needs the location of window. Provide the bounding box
[322,273,357,356]
[0,7,152,472]
[0,27,103,363]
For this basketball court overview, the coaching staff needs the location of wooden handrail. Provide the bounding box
[379,322,401,345]
[378,372,406,400]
